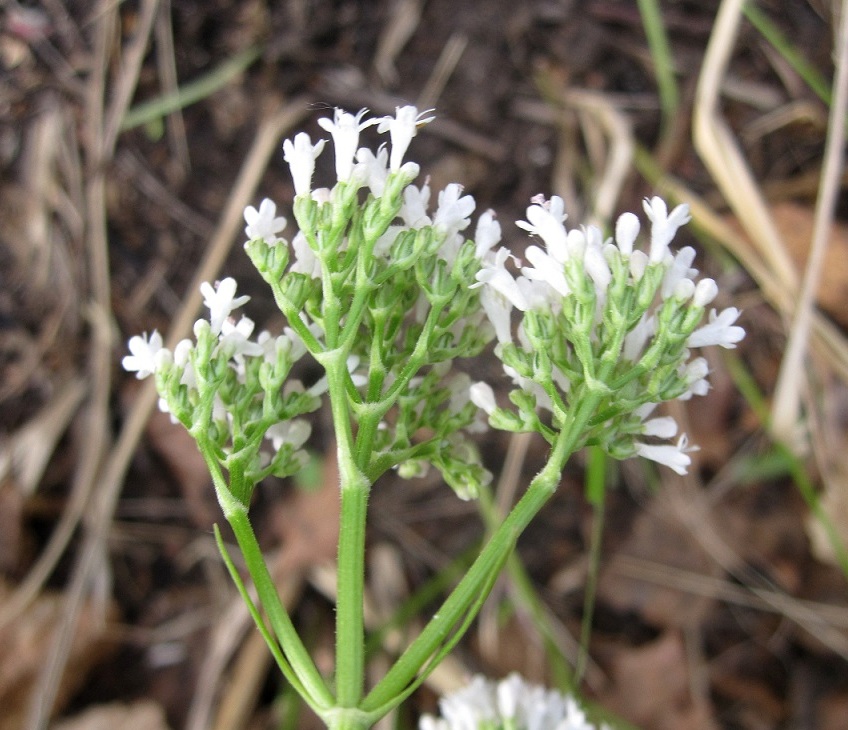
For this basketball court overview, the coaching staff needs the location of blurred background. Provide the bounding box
[1,1,847,728]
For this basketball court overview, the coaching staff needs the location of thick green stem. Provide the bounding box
[335,471,370,707]
[361,389,603,715]
[316,347,371,708]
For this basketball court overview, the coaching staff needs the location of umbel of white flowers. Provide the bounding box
[419,673,611,730]
[123,105,744,490]
[466,192,744,475]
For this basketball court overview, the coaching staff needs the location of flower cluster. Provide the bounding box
[122,275,320,504]
[124,104,744,493]
[469,195,744,474]
[419,673,609,730]
[125,106,502,501]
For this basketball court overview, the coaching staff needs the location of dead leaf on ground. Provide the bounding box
[725,202,848,328]
[598,630,718,730]
[597,494,719,629]
[0,580,118,730]
[144,408,217,528]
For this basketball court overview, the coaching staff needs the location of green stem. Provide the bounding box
[196,442,333,709]
[335,472,370,707]
[316,346,372,708]
[360,464,559,714]
[362,391,602,715]
[576,446,607,685]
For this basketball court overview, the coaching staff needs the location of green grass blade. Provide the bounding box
[637,0,680,137]
[743,4,832,105]
[120,45,263,131]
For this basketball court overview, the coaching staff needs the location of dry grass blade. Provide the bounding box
[771,0,848,441]
[611,554,848,629]
[26,96,312,729]
[666,481,848,659]
[636,160,848,384]
[693,0,797,292]
[101,0,160,160]
[373,0,422,86]
[27,1,156,730]
[0,379,87,629]
[0,380,85,499]
[153,0,190,173]
[417,33,468,112]
[513,89,635,228]
[689,0,848,570]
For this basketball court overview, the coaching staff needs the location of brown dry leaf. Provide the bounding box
[597,494,719,629]
[725,202,848,328]
[51,700,172,730]
[774,202,848,329]
[0,580,118,730]
[599,630,717,730]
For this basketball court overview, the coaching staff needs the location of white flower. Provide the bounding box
[635,434,696,475]
[678,356,710,400]
[503,364,553,411]
[633,403,679,439]
[243,198,287,243]
[516,196,568,261]
[354,146,389,197]
[216,316,264,360]
[419,673,608,730]
[693,278,718,307]
[661,246,697,299]
[582,226,611,297]
[628,249,648,281]
[122,331,164,379]
[469,381,496,415]
[173,338,196,387]
[289,231,322,278]
[622,313,656,361]
[317,108,378,182]
[516,274,561,311]
[673,278,695,301]
[687,307,745,349]
[479,286,514,343]
[200,277,251,335]
[614,211,640,256]
[472,247,529,312]
[474,209,501,259]
[642,196,691,263]
[377,105,435,171]
[400,181,432,227]
[282,132,325,196]
[265,420,311,451]
[433,183,475,240]
[522,245,569,298]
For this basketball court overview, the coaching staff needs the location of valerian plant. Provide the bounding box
[123,106,744,729]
